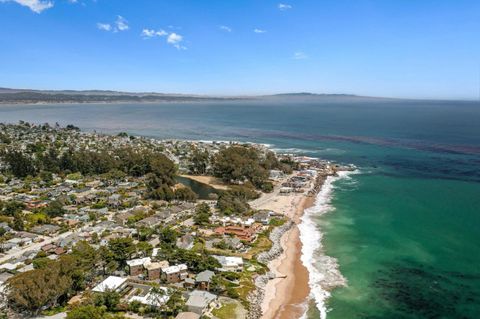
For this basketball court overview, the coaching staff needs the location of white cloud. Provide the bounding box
[167,32,186,50]
[97,16,129,33]
[141,28,168,38]
[219,25,232,32]
[141,27,186,50]
[167,33,181,43]
[278,3,292,11]
[173,44,187,50]
[96,23,112,31]
[0,0,53,13]
[253,28,267,34]
[115,15,129,31]
[293,51,308,60]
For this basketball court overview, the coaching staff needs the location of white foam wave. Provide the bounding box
[299,171,354,319]
[271,147,312,154]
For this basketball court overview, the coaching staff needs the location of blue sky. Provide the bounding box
[0,0,479,99]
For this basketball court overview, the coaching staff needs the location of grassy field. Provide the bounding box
[212,301,238,319]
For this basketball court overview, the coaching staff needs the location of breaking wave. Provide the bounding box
[299,171,354,319]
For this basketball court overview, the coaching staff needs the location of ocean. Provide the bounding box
[1,98,479,318]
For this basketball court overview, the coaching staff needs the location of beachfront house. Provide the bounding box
[195,270,215,291]
[175,312,200,319]
[185,290,218,315]
[212,255,243,272]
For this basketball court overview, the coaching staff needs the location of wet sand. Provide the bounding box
[261,195,316,319]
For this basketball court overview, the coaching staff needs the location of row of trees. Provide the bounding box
[0,145,176,181]
[1,138,185,201]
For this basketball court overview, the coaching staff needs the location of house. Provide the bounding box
[31,224,61,236]
[148,237,161,247]
[0,222,12,233]
[253,211,271,225]
[54,247,66,255]
[184,277,195,289]
[152,247,160,258]
[185,290,218,315]
[195,270,215,291]
[269,169,284,180]
[223,237,244,250]
[136,216,162,228]
[212,255,243,272]
[279,187,293,194]
[145,260,169,280]
[161,264,188,283]
[176,233,195,250]
[114,211,135,226]
[41,243,57,253]
[92,276,127,293]
[129,286,169,308]
[126,257,151,276]
[175,312,200,319]
[214,225,257,242]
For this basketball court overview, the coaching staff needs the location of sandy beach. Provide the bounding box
[250,177,319,319]
[179,174,230,190]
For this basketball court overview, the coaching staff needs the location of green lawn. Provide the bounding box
[212,301,238,319]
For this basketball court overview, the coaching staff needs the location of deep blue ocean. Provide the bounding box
[1,98,479,318]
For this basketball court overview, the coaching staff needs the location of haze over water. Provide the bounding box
[1,98,479,318]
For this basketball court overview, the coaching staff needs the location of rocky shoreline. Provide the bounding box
[246,169,342,319]
[246,220,295,319]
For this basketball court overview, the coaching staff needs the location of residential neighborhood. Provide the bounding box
[0,122,349,319]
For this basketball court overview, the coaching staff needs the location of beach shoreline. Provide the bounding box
[262,196,316,319]
[251,172,329,319]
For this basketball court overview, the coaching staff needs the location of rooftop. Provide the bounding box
[92,276,127,293]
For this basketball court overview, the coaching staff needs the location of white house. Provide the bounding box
[212,255,243,272]
[92,276,127,293]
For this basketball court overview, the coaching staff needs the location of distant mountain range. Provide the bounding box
[0,87,378,104]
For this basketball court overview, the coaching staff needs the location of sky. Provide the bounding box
[0,0,479,99]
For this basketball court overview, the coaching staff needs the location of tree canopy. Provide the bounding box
[212,145,278,190]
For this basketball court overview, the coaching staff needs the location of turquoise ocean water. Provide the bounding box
[1,98,479,318]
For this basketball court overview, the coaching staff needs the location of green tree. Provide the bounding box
[212,145,270,189]
[6,259,73,314]
[39,170,54,183]
[188,148,209,175]
[1,150,36,178]
[94,290,120,311]
[66,305,107,319]
[164,289,185,316]
[12,212,25,231]
[193,203,211,226]
[2,200,25,216]
[158,227,178,248]
[32,257,53,269]
[149,154,176,186]
[174,186,198,202]
[136,241,153,257]
[44,200,65,218]
[108,238,135,264]
[71,241,98,271]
